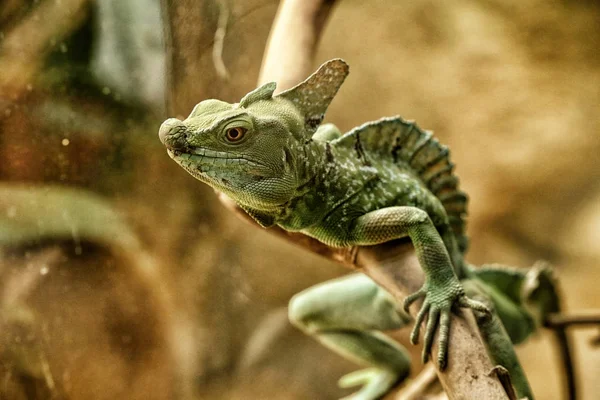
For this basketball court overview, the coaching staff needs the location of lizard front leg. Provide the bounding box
[346,206,490,369]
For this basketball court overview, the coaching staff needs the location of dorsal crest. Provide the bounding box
[276,58,349,132]
[332,117,470,252]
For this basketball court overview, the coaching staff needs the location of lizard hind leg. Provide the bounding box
[288,273,412,400]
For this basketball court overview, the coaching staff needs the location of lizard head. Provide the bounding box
[158,59,349,211]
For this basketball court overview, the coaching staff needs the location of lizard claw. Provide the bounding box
[458,296,492,317]
[402,287,426,313]
[405,282,491,370]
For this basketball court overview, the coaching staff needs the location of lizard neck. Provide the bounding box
[276,139,330,230]
[277,138,376,230]
[293,138,327,188]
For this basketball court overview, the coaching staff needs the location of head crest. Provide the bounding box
[239,82,277,108]
[276,58,349,132]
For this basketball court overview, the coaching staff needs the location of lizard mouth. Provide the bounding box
[168,147,265,168]
[167,147,269,194]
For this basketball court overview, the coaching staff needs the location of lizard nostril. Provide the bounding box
[158,118,187,149]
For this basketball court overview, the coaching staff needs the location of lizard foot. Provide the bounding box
[338,368,402,400]
[403,280,491,369]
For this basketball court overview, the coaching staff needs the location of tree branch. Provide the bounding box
[218,0,513,398]
[257,0,336,89]
[0,0,90,115]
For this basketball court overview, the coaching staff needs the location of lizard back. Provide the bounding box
[330,117,469,253]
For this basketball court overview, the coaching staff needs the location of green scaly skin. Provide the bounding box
[159,60,571,400]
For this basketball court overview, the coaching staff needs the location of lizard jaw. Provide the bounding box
[166,148,269,193]
[167,148,264,168]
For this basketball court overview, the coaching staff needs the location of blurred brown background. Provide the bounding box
[0,0,599,399]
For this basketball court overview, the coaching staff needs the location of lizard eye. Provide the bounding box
[225,127,247,142]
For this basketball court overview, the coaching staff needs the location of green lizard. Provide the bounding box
[158,59,573,400]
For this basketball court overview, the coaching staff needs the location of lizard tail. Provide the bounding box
[470,262,578,399]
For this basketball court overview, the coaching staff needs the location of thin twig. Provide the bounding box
[212,0,231,80]
[546,310,600,329]
[394,364,441,400]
